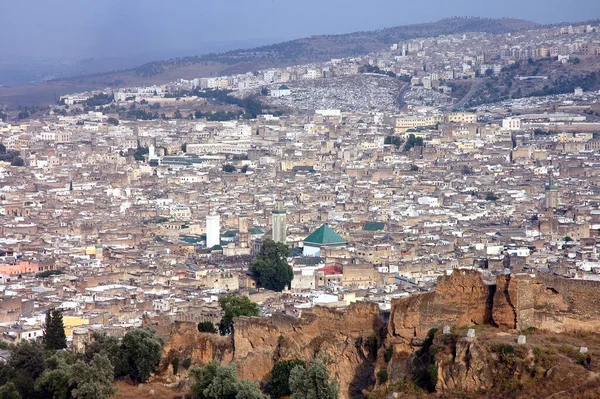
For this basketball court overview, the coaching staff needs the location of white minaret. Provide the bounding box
[206,211,220,248]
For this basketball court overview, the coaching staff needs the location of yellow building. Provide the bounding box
[63,316,90,337]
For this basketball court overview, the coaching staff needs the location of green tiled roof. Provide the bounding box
[363,222,385,231]
[304,224,347,246]
[248,227,264,234]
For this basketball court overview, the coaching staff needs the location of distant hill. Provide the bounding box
[126,17,540,78]
[0,17,545,108]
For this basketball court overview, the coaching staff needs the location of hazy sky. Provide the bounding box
[1,0,599,60]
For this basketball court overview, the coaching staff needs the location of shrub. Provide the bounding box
[198,321,218,334]
[377,369,388,384]
[182,358,192,370]
[366,335,378,358]
[384,347,394,363]
[172,357,180,375]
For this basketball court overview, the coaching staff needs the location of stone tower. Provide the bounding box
[272,199,287,243]
[206,211,220,248]
[545,178,559,210]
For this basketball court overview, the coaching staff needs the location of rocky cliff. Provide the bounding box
[387,270,492,351]
[157,271,600,399]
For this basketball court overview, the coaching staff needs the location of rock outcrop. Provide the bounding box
[387,270,492,351]
[161,321,233,369]
[157,270,600,399]
[233,302,384,399]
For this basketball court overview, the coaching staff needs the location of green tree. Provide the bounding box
[485,192,499,201]
[0,382,21,399]
[117,328,164,383]
[218,294,259,335]
[250,239,293,292]
[234,380,266,399]
[106,117,119,126]
[461,165,473,175]
[36,352,75,399]
[70,354,116,399]
[43,308,67,350]
[241,165,249,173]
[410,164,419,172]
[198,321,218,334]
[268,359,306,398]
[222,164,236,173]
[203,364,238,399]
[289,359,338,399]
[10,157,24,167]
[190,361,219,399]
[6,341,45,399]
[83,333,121,367]
[0,144,6,154]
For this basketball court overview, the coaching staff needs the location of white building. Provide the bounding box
[206,212,220,248]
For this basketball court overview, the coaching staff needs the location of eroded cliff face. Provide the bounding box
[233,302,384,399]
[158,271,600,398]
[434,338,493,392]
[387,270,492,351]
[161,321,233,369]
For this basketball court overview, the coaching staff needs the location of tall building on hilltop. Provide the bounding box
[272,199,287,243]
[206,211,220,248]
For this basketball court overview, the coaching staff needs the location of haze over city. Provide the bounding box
[2,0,599,60]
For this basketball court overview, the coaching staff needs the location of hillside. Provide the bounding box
[129,17,538,78]
[143,270,600,399]
[0,17,538,108]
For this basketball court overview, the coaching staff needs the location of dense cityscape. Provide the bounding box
[1,15,600,399]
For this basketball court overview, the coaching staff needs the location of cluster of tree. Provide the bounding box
[194,89,264,119]
[250,239,293,292]
[124,108,159,121]
[106,117,119,126]
[35,270,64,278]
[17,109,30,120]
[403,134,424,151]
[222,164,236,173]
[528,72,600,97]
[189,358,338,399]
[0,307,162,399]
[461,165,474,175]
[85,93,113,107]
[359,64,397,78]
[485,192,500,201]
[383,136,403,149]
[195,110,244,122]
[0,145,24,167]
[533,128,553,136]
[120,146,148,161]
[217,294,259,335]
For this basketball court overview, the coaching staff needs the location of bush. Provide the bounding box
[377,369,388,384]
[182,358,192,370]
[172,357,180,375]
[384,347,393,363]
[198,321,218,334]
[268,359,306,398]
[366,336,378,358]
